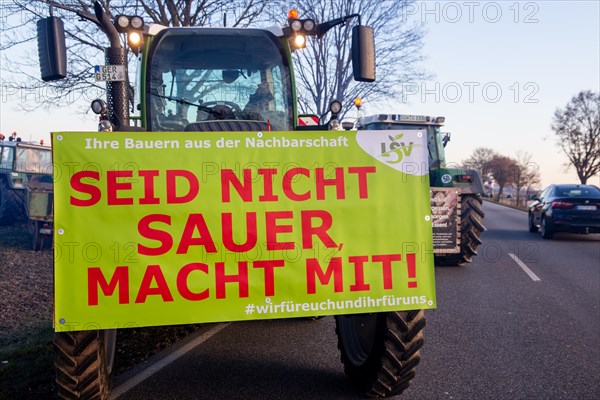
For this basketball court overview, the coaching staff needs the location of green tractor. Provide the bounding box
[38,2,425,399]
[0,135,53,226]
[356,114,486,266]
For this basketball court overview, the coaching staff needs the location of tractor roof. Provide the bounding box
[0,141,50,150]
[358,114,445,127]
[146,24,285,38]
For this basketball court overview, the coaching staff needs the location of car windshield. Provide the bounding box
[146,28,293,131]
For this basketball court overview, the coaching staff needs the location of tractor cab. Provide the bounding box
[144,28,294,132]
[0,139,53,189]
[0,137,53,225]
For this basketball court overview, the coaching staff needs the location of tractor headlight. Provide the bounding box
[329,100,342,115]
[98,120,114,132]
[290,19,302,31]
[91,99,107,115]
[115,15,144,34]
[285,11,316,48]
[130,16,144,29]
[303,19,315,33]
[115,15,130,31]
[294,34,306,48]
[128,31,143,47]
[329,119,341,131]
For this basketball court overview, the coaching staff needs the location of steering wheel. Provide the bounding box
[156,114,188,131]
[201,101,242,119]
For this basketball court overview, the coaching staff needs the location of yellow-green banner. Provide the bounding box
[52,130,435,332]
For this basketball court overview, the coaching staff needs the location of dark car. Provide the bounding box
[528,184,600,239]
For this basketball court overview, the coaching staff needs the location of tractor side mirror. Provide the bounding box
[442,132,451,147]
[352,25,375,82]
[37,17,67,82]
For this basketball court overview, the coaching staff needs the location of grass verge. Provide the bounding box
[0,324,56,400]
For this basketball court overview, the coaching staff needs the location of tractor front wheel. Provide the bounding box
[335,310,425,397]
[54,329,116,400]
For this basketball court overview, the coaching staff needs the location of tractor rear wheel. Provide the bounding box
[435,194,485,266]
[54,329,116,400]
[335,310,425,397]
[0,176,26,225]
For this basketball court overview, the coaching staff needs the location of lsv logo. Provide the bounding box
[355,130,428,176]
[380,134,414,164]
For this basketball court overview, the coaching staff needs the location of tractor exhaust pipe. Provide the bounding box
[94,1,129,129]
[104,47,129,129]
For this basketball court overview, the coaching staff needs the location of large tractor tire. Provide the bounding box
[54,329,117,400]
[435,194,485,266]
[0,176,27,225]
[335,310,426,397]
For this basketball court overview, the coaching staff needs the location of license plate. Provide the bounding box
[577,205,596,211]
[39,228,52,235]
[94,65,125,81]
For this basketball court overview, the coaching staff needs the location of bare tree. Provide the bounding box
[276,0,427,117]
[0,0,269,110]
[551,90,600,184]
[513,151,541,207]
[484,155,518,201]
[463,147,498,179]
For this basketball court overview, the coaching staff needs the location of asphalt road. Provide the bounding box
[111,201,600,400]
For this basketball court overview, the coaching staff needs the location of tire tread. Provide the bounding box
[336,310,426,398]
[54,330,110,400]
[0,176,27,225]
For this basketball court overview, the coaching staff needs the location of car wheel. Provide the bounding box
[528,213,539,233]
[541,216,554,239]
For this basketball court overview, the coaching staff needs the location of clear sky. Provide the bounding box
[376,0,600,187]
[1,0,599,187]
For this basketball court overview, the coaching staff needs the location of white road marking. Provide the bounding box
[508,253,541,282]
[110,322,231,399]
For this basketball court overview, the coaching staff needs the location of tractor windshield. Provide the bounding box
[14,145,53,174]
[0,145,14,171]
[146,28,293,131]
[393,124,445,168]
